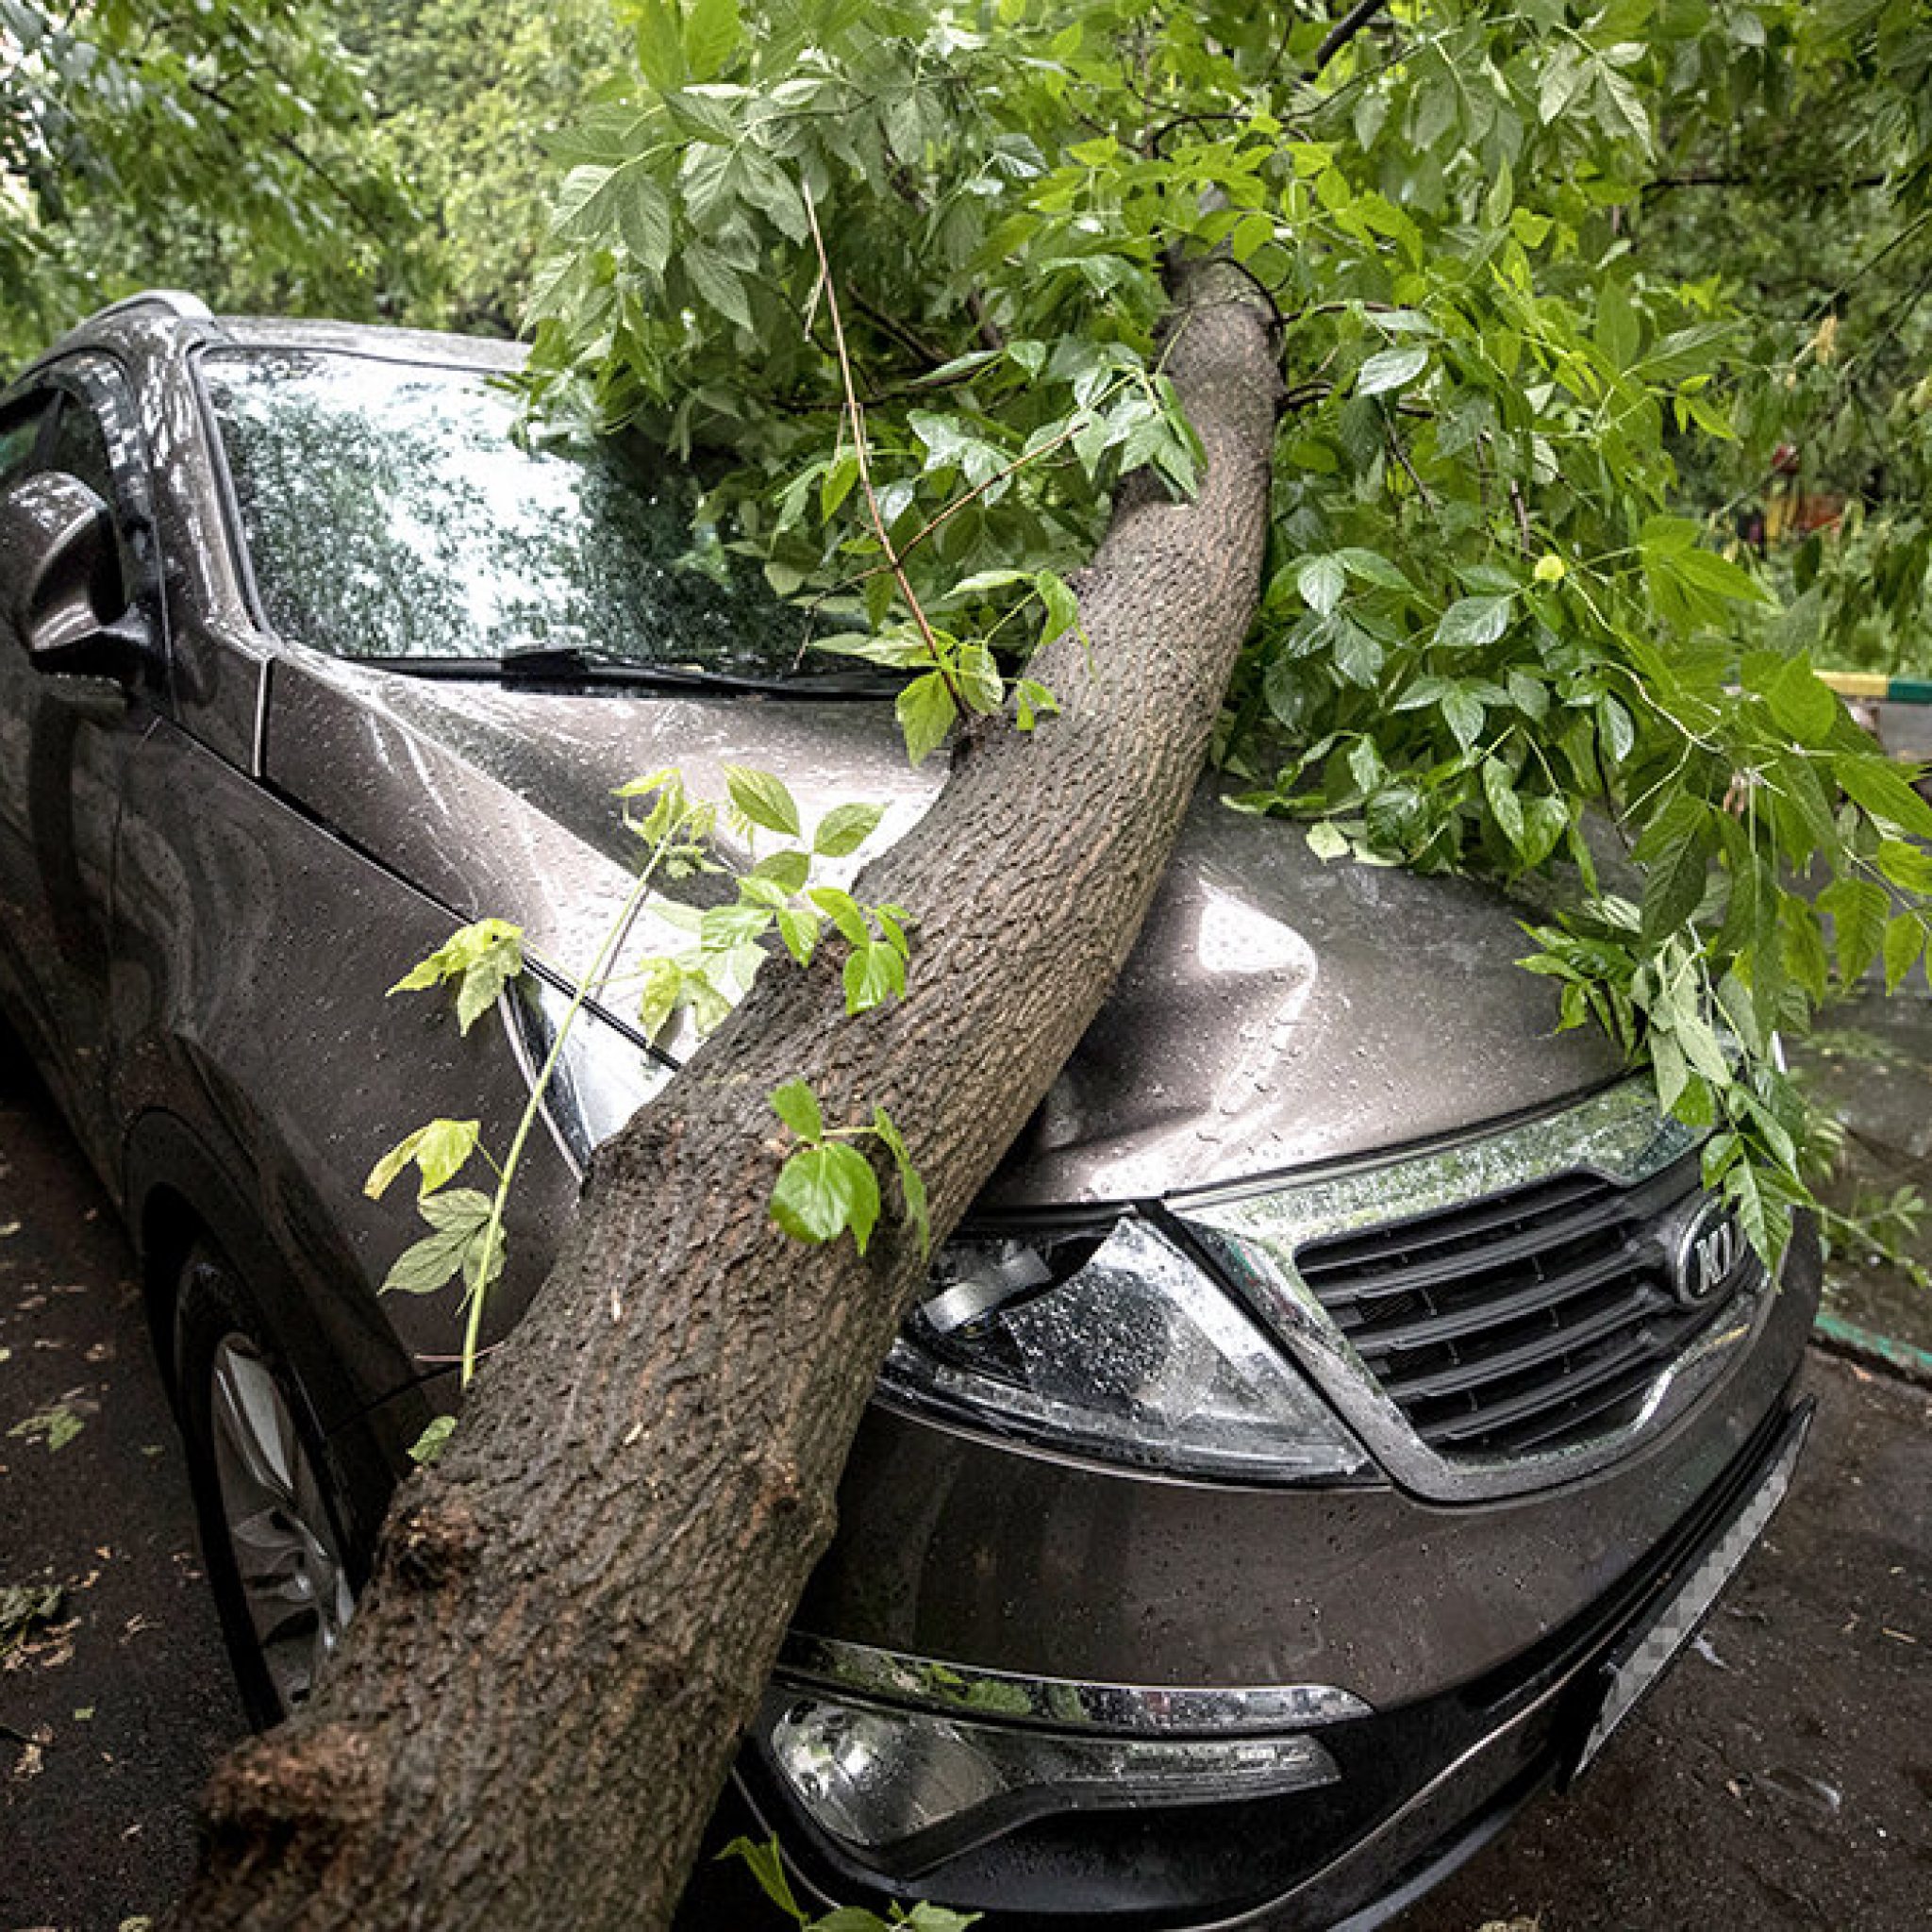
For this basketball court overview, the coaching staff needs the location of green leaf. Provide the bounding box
[1876,839,1932,893]
[682,0,741,81]
[1597,695,1636,763]
[724,765,801,838]
[955,641,1004,715]
[1507,670,1549,721]
[408,1416,456,1465]
[870,1106,929,1258]
[389,920,525,1035]
[1651,1025,1690,1116]
[1884,914,1925,991]
[636,957,685,1038]
[1357,346,1428,396]
[1482,758,1526,857]
[1434,595,1512,649]
[806,887,869,946]
[1014,677,1058,731]
[769,1078,823,1143]
[631,0,688,92]
[770,1141,880,1253]
[684,242,753,330]
[896,671,957,765]
[812,801,886,858]
[1836,755,1932,839]
[897,1906,981,1932]
[381,1190,493,1297]
[1818,877,1889,986]
[1674,546,1772,606]
[618,172,674,275]
[752,847,811,892]
[1337,547,1412,591]
[1297,554,1346,615]
[364,1119,481,1201]
[701,901,772,950]
[1764,660,1840,747]
[843,939,907,1013]
[717,1838,805,1925]
[775,907,819,967]
[1641,830,1713,944]
[1034,568,1082,648]
[1306,820,1349,862]
[1783,899,1830,1002]
[1441,687,1486,751]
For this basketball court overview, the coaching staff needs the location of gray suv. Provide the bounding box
[0,292,1819,1928]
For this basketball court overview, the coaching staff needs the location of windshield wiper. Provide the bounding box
[357,644,897,698]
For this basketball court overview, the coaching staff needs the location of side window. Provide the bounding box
[0,401,49,490]
[33,386,151,618]
[41,394,119,510]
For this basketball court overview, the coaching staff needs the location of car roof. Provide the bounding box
[210,314,528,374]
[11,291,526,389]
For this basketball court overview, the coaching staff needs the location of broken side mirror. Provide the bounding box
[0,470,151,683]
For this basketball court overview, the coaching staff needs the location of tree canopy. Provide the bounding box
[505,0,1932,1256]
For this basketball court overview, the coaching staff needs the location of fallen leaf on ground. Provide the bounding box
[0,1582,63,1651]
[7,1400,89,1452]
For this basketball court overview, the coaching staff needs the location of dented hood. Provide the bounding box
[264,653,1620,1208]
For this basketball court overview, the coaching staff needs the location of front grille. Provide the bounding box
[1291,1156,1762,1459]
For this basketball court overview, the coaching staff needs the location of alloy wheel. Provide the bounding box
[207,1332,354,1711]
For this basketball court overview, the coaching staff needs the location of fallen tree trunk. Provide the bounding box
[175,257,1284,1931]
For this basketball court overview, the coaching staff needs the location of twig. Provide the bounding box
[1387,425,1436,508]
[1509,478,1533,553]
[1311,0,1393,77]
[797,396,1110,620]
[896,413,1091,558]
[850,286,951,370]
[802,185,967,716]
[964,286,1005,353]
[1643,170,1887,197]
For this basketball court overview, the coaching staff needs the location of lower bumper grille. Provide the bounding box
[1292,1156,1763,1458]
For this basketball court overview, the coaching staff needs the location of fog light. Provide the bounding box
[760,1692,1339,1872]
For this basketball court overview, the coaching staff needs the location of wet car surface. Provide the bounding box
[0,292,1822,1926]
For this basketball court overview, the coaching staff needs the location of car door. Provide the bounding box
[0,358,166,1166]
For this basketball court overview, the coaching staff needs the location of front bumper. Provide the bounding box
[713,1383,1813,1930]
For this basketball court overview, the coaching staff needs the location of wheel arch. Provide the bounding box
[122,1106,409,1561]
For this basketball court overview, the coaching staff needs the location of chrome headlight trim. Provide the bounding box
[1174,1080,1777,1504]
[778,1632,1374,1735]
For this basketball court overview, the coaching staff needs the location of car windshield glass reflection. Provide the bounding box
[202,348,830,681]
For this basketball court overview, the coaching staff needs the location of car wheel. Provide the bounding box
[175,1243,356,1726]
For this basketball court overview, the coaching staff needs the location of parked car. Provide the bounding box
[0,292,1819,1929]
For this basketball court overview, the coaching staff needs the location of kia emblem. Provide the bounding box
[1672,1200,1741,1306]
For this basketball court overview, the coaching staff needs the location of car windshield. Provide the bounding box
[201,346,833,681]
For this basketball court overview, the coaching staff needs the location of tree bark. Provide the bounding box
[173,258,1284,1931]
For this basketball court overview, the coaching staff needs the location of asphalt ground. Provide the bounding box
[1,1009,1928,1932]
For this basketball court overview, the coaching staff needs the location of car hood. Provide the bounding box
[263,654,1620,1208]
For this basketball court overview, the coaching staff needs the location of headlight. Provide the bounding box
[759,1690,1339,1873]
[512,974,674,1167]
[880,1216,1368,1481]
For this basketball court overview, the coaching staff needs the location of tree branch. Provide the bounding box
[803,186,968,717]
[1311,0,1393,78]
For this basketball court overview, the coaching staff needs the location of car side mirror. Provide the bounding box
[0,470,151,682]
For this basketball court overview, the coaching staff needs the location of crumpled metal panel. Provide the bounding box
[262,648,1622,1205]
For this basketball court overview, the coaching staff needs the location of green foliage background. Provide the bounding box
[8,0,1932,1256]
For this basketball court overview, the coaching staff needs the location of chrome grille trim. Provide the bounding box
[1174,1081,1780,1503]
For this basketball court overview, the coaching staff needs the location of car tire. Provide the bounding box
[174,1241,357,1727]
